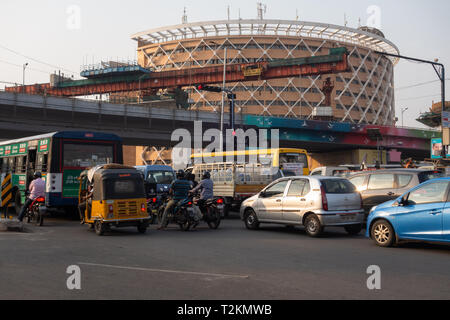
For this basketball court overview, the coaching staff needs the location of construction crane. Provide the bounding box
[5,48,349,97]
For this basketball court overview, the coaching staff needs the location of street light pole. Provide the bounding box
[401,107,408,127]
[22,63,28,93]
[221,47,227,151]
[375,51,446,156]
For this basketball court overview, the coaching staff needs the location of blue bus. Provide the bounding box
[0,131,123,213]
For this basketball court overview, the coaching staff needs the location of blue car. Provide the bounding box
[134,165,176,194]
[366,177,450,247]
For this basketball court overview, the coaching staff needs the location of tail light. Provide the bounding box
[153,198,157,203]
[108,204,114,213]
[187,201,193,206]
[36,197,45,203]
[320,185,328,211]
[141,203,146,212]
[217,198,224,205]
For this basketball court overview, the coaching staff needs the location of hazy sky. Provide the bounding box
[0,0,448,127]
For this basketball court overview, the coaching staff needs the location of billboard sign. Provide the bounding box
[431,138,450,159]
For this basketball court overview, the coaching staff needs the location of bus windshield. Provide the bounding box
[279,152,308,166]
[64,143,114,168]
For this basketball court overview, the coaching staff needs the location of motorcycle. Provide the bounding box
[157,192,198,231]
[24,196,46,226]
[147,196,159,225]
[192,192,224,230]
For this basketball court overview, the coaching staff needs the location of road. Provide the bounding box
[1,214,449,300]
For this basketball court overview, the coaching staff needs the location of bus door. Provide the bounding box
[26,148,37,187]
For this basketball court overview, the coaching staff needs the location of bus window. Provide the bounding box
[279,153,308,166]
[36,153,49,173]
[0,158,5,173]
[63,143,114,168]
[16,156,27,174]
[8,157,16,173]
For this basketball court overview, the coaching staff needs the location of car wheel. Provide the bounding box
[304,214,323,237]
[344,224,362,236]
[371,220,395,247]
[244,209,260,230]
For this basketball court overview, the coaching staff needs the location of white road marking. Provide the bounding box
[78,262,250,279]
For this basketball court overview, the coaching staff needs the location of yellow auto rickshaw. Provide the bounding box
[78,164,150,236]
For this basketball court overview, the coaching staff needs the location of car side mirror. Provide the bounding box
[260,191,267,198]
[399,194,410,206]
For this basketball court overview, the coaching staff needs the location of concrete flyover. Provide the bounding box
[0,91,241,146]
[0,91,439,159]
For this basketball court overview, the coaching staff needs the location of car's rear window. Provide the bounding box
[418,171,444,183]
[321,179,356,194]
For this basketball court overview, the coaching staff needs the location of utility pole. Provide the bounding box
[375,51,446,157]
[221,47,227,151]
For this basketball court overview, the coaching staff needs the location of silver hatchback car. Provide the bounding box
[240,176,365,237]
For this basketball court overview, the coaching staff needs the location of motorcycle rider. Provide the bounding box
[158,170,191,230]
[191,171,214,215]
[18,172,45,222]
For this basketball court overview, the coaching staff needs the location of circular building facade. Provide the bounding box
[132,19,400,125]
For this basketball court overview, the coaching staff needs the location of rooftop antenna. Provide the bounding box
[182,7,188,24]
[227,5,230,20]
[238,8,241,20]
[257,2,267,20]
[296,9,299,21]
[358,17,362,28]
[344,13,348,27]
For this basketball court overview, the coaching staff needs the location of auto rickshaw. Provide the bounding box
[78,164,150,236]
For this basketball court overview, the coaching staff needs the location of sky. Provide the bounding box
[0,0,448,128]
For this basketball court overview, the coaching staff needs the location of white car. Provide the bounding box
[240,176,365,237]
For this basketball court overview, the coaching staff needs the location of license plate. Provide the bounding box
[217,205,224,211]
[187,208,194,213]
[340,214,356,221]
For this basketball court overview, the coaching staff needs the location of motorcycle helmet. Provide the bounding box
[33,172,42,179]
[202,171,211,180]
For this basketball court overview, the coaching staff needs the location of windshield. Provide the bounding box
[104,178,145,199]
[321,179,356,194]
[418,171,444,183]
[279,153,308,165]
[64,143,114,168]
[146,170,175,184]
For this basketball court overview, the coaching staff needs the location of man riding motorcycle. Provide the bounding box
[190,171,214,216]
[158,170,192,231]
[17,172,45,222]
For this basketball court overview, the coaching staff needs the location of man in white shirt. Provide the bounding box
[18,172,46,222]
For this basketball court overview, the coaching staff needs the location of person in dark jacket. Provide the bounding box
[158,170,191,230]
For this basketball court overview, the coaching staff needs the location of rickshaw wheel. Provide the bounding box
[94,220,106,236]
[137,222,148,234]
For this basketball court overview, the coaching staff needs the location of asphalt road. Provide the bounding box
[1,213,450,300]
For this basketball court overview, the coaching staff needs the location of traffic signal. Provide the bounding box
[196,84,223,93]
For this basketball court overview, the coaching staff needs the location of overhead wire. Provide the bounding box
[0,43,77,75]
[0,58,52,75]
